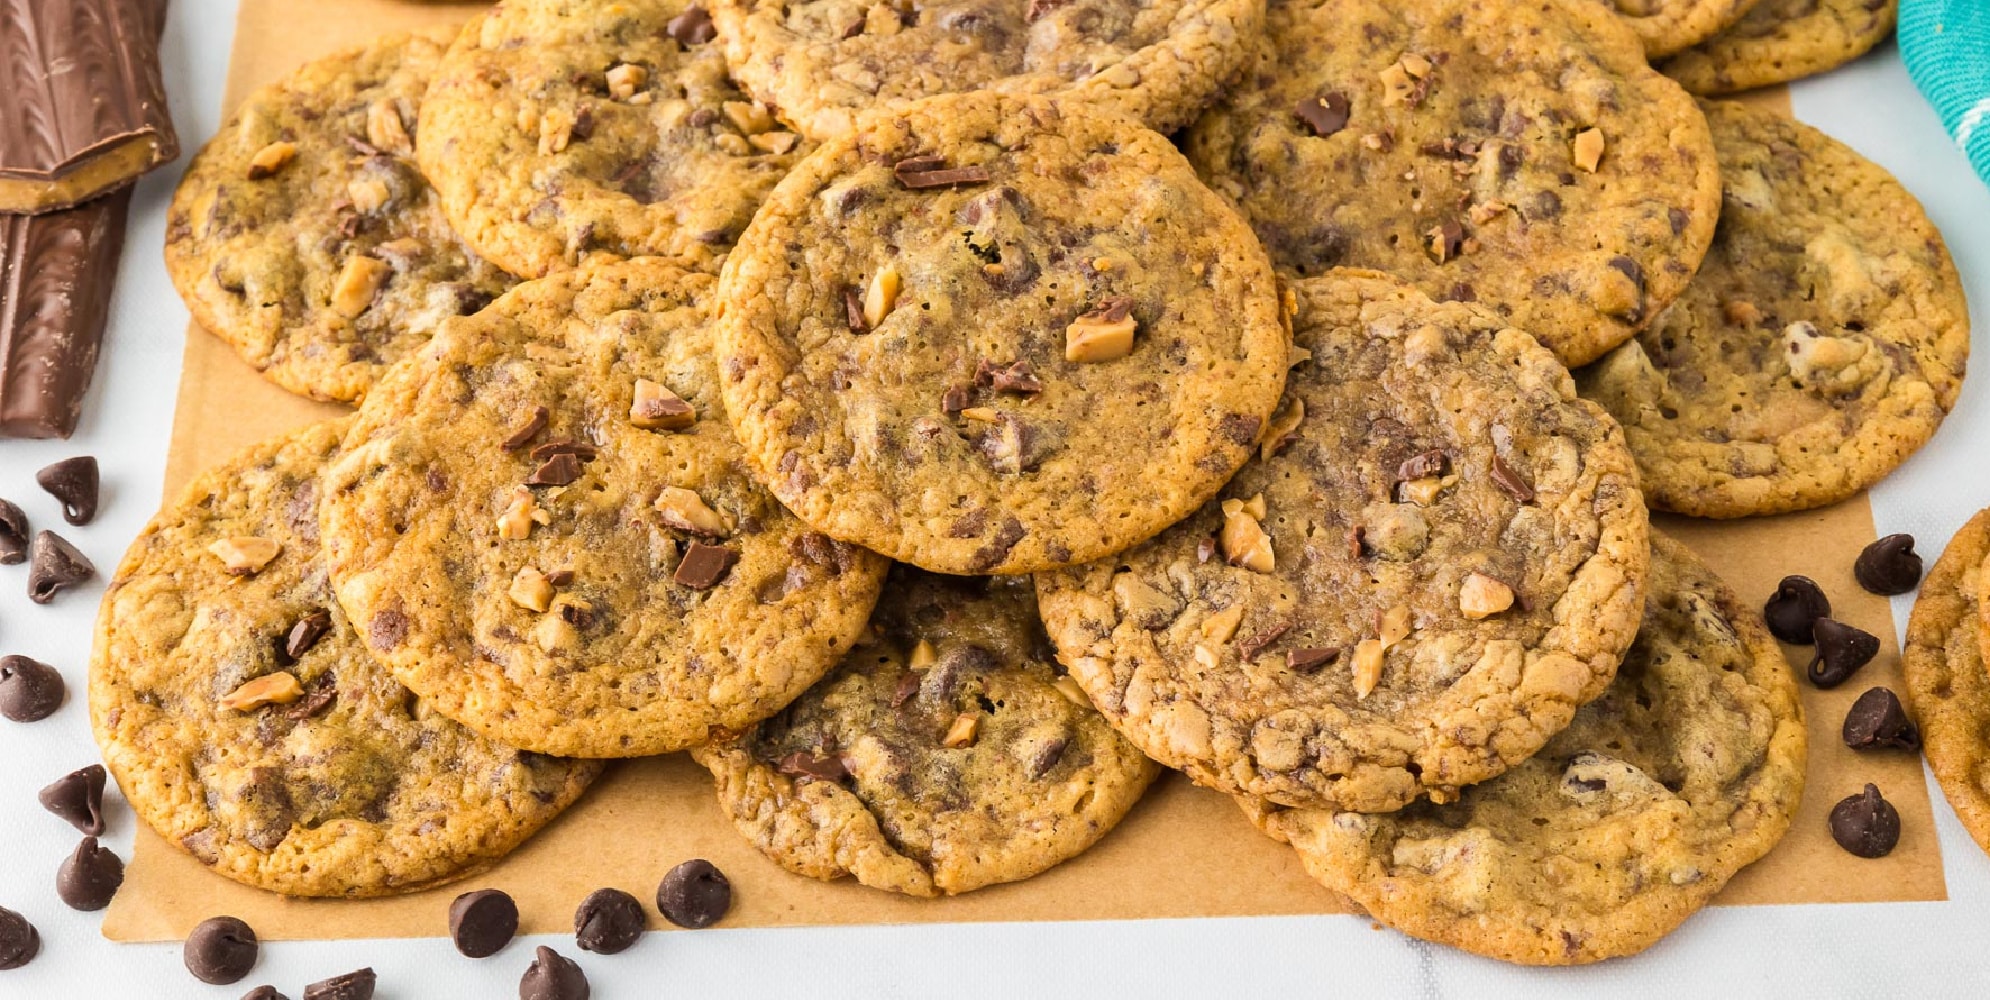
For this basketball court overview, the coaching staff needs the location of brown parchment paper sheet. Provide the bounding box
[104,0,1945,943]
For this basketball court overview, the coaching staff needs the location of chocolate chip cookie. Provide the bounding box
[1576,101,1967,518]
[164,32,514,403]
[1607,0,1762,58]
[715,91,1289,576]
[1034,269,1649,812]
[709,0,1263,141]
[694,568,1159,896]
[321,259,889,758]
[1904,508,1990,858]
[416,0,813,279]
[1182,0,1721,368]
[91,420,601,897]
[1662,0,1898,96]
[1244,533,1805,965]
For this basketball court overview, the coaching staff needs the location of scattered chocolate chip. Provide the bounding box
[546,568,576,587]
[842,284,869,334]
[573,888,645,955]
[526,452,583,487]
[1427,220,1465,261]
[284,610,333,663]
[241,987,288,1000]
[302,967,375,1000]
[38,764,106,835]
[665,5,715,45]
[673,542,736,590]
[0,906,38,970]
[56,836,123,911]
[27,530,94,603]
[776,750,846,783]
[184,916,259,985]
[1237,622,1291,662]
[1763,575,1830,644]
[890,672,921,708]
[940,385,971,414]
[1807,618,1879,688]
[1829,784,1900,858]
[1294,92,1351,137]
[1854,534,1923,595]
[446,888,518,959]
[1843,687,1919,751]
[0,499,27,564]
[284,681,337,722]
[976,359,1043,395]
[0,655,65,722]
[1396,449,1449,483]
[1083,296,1133,325]
[1026,737,1069,779]
[520,945,589,1000]
[531,438,598,463]
[1288,646,1340,674]
[35,457,99,526]
[503,406,549,450]
[1490,455,1535,503]
[893,155,991,189]
[657,859,731,929]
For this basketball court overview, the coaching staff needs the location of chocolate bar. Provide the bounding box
[0,188,131,439]
[0,0,177,214]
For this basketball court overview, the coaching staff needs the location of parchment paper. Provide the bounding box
[103,0,1946,943]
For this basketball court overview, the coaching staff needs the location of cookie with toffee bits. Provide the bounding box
[320,260,888,758]
[695,568,1159,896]
[1903,510,1990,859]
[1576,102,1966,518]
[1661,0,1898,96]
[1604,0,1762,58]
[1183,0,1720,368]
[92,421,600,897]
[716,91,1289,575]
[164,32,514,403]
[1035,270,1648,812]
[417,0,813,278]
[1243,534,1805,965]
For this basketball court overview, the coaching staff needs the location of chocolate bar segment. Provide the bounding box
[0,188,131,439]
[0,0,177,214]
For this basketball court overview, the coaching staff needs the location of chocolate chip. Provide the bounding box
[1829,784,1900,858]
[1763,575,1830,644]
[241,987,288,1000]
[448,888,518,958]
[842,284,869,334]
[1807,618,1879,688]
[776,750,847,783]
[1396,449,1449,483]
[284,610,333,663]
[1490,455,1535,503]
[1294,92,1351,137]
[35,457,99,526]
[976,359,1043,396]
[657,859,731,929]
[56,836,123,911]
[184,916,259,985]
[665,6,716,45]
[1428,220,1465,261]
[1854,534,1922,595]
[0,655,65,722]
[503,406,549,450]
[38,764,106,835]
[0,498,27,564]
[526,452,583,487]
[0,907,38,970]
[573,888,646,955]
[302,967,376,1000]
[27,530,94,604]
[1026,737,1069,779]
[531,438,598,463]
[673,542,736,590]
[890,672,921,708]
[1843,687,1919,751]
[940,385,971,414]
[1287,646,1340,674]
[893,155,991,189]
[1237,622,1291,662]
[520,945,589,1000]
[285,681,337,721]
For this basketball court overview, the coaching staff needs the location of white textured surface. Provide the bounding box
[3,9,1990,997]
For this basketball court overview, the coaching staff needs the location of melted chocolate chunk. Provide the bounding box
[1294,92,1351,137]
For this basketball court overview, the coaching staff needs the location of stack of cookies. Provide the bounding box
[100,0,1966,972]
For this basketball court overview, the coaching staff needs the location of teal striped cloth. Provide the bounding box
[1901,0,1990,185]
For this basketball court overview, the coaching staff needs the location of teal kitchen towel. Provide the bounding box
[1900,0,1990,185]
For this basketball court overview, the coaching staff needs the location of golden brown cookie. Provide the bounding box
[716,90,1289,575]
[320,259,889,758]
[1905,508,1990,858]
[695,568,1159,896]
[1035,270,1649,812]
[1662,0,1898,96]
[92,420,601,897]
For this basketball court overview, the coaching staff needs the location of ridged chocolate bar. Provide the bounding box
[0,188,131,439]
[0,0,176,214]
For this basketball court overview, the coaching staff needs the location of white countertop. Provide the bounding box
[4,2,1990,995]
